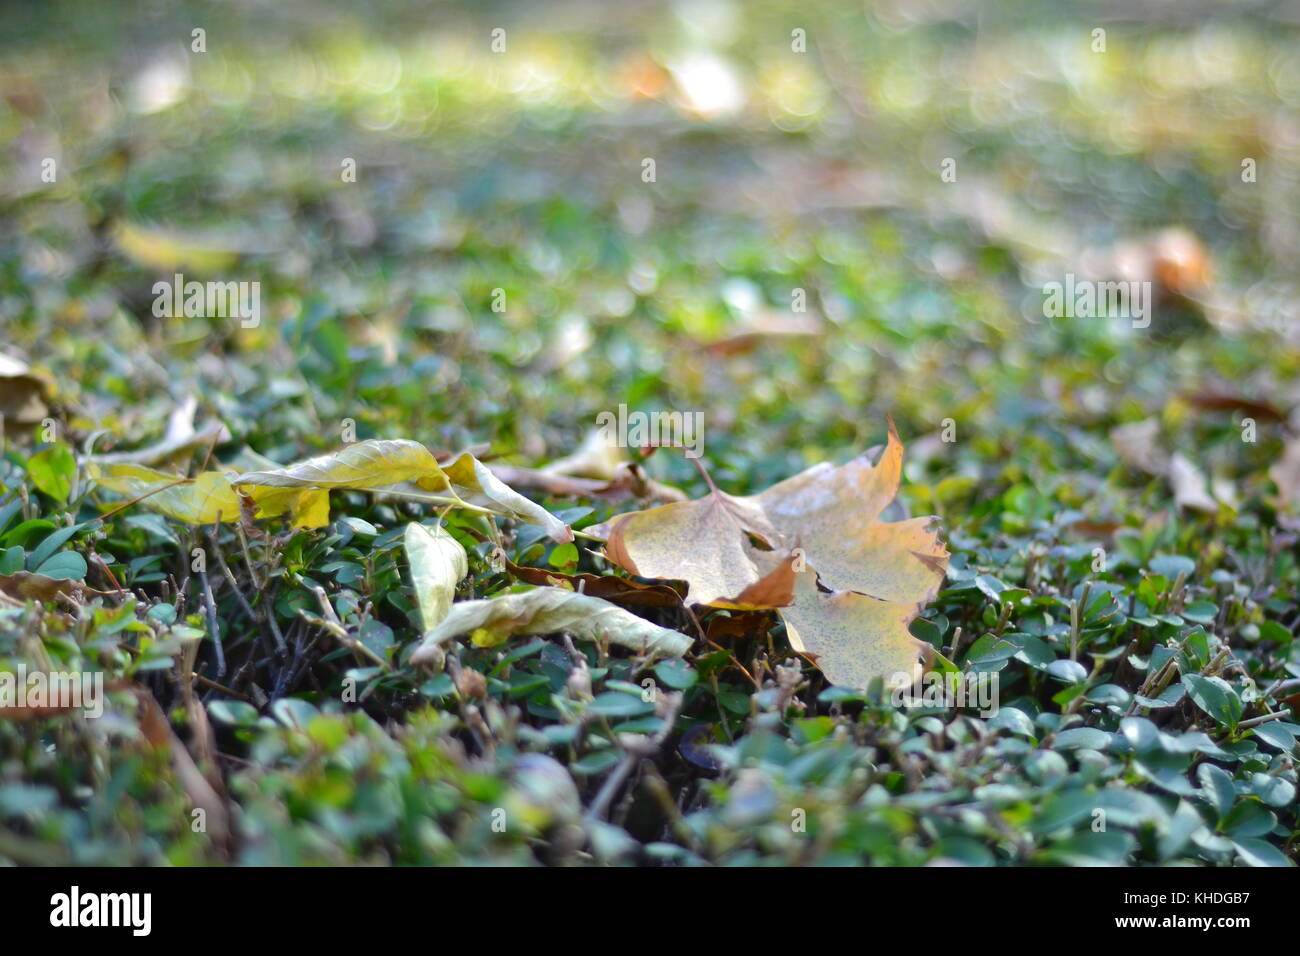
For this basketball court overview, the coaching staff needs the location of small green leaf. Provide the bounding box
[548,542,579,570]
[208,701,259,726]
[1233,838,1293,867]
[27,443,76,503]
[1251,722,1296,754]
[27,522,88,571]
[1182,673,1242,728]
[654,658,697,690]
[34,550,87,581]
[1054,727,1111,751]
[588,691,653,718]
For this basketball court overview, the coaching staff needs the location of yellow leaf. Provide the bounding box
[243,485,331,528]
[232,439,449,492]
[443,451,573,544]
[595,421,948,688]
[744,422,948,604]
[217,447,329,527]
[228,441,568,536]
[602,491,795,607]
[778,567,929,692]
[404,522,468,632]
[88,462,242,524]
[113,220,241,273]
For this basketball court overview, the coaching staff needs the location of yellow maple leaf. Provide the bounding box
[596,421,948,688]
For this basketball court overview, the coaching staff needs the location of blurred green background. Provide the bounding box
[3,0,1298,486]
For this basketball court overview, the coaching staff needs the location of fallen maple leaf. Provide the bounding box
[594,421,948,688]
[778,563,933,691]
[742,422,948,603]
[601,483,796,608]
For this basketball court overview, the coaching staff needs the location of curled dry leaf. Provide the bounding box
[705,610,774,644]
[490,428,686,505]
[601,488,795,608]
[593,421,948,688]
[0,571,104,605]
[1103,227,1212,299]
[88,396,231,467]
[1109,422,1228,513]
[137,688,231,850]
[1270,433,1300,511]
[599,422,946,604]
[604,462,688,503]
[1183,390,1285,423]
[0,699,77,722]
[0,351,53,424]
[541,428,627,481]
[1169,452,1219,513]
[442,451,573,544]
[504,556,685,609]
[234,440,571,540]
[404,522,468,633]
[411,585,692,662]
[491,461,686,505]
[1110,418,1167,476]
[699,309,824,358]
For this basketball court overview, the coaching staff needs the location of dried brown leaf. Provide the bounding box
[0,352,52,424]
[594,421,948,687]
